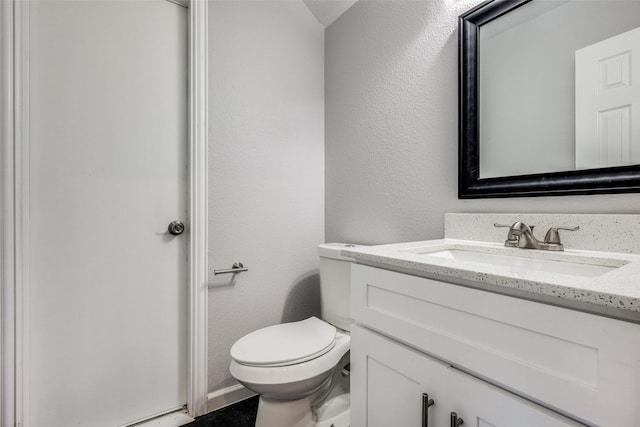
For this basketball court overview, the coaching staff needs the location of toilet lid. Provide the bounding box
[230,317,337,367]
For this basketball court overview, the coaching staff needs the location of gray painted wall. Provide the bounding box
[208,0,325,393]
[325,0,640,246]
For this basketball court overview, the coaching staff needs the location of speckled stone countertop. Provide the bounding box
[444,213,640,254]
[342,237,640,323]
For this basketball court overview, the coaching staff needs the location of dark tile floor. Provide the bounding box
[183,396,259,427]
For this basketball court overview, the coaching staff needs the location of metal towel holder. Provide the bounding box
[213,262,248,275]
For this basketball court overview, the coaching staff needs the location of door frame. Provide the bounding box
[0,0,209,425]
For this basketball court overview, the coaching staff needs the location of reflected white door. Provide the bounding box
[576,26,640,169]
[27,1,188,426]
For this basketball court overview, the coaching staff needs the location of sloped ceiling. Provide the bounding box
[303,0,358,28]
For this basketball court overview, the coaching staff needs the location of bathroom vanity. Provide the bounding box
[345,214,640,427]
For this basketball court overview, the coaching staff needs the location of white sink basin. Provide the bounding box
[423,249,617,277]
[400,245,628,278]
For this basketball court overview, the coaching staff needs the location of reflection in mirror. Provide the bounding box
[478,0,640,179]
[458,0,640,198]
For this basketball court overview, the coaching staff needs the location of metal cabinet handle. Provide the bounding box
[213,262,248,275]
[450,412,464,427]
[422,393,435,427]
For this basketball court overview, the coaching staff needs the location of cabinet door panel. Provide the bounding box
[351,325,450,427]
[446,368,585,427]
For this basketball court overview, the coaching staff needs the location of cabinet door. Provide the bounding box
[351,325,451,427]
[446,368,584,427]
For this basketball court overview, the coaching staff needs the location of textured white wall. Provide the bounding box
[325,0,640,246]
[208,1,324,393]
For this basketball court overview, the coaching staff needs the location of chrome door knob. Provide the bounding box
[168,220,185,235]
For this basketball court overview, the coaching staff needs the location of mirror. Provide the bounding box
[459,0,640,198]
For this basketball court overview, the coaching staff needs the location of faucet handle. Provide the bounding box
[493,223,518,241]
[494,222,534,247]
[544,226,580,244]
[493,222,534,233]
[493,223,512,228]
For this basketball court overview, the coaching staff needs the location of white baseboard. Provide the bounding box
[207,384,257,413]
[120,384,255,427]
[121,407,194,427]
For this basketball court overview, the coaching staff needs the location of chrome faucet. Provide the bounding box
[494,222,579,251]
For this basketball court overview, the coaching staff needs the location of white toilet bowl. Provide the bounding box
[230,318,351,427]
[229,244,358,427]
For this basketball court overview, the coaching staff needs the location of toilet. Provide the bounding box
[229,243,357,427]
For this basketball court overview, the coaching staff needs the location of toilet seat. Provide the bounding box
[230,330,350,387]
[231,317,337,367]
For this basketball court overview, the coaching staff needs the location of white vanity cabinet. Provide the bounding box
[351,325,580,427]
[444,366,582,427]
[350,264,640,427]
[350,324,450,427]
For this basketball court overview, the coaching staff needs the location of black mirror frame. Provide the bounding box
[458,0,640,199]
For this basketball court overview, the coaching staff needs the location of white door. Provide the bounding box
[27,1,188,426]
[576,27,640,169]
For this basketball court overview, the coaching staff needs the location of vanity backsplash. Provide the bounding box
[445,213,640,254]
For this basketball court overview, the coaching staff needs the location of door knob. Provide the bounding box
[168,220,185,235]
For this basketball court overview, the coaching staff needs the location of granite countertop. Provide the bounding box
[343,239,640,322]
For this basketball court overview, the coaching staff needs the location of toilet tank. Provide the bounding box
[318,243,359,332]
